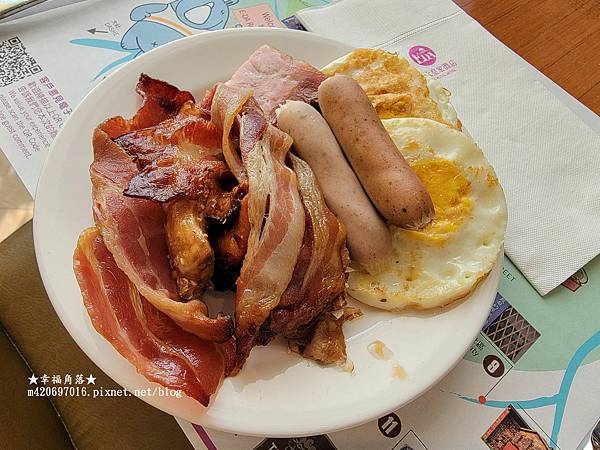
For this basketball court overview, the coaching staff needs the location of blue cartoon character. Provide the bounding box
[71,0,238,79]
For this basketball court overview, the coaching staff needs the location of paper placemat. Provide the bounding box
[1,1,600,448]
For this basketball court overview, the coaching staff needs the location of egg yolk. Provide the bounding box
[406,158,472,244]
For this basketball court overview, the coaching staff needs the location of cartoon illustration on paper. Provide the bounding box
[69,0,333,80]
[70,0,239,80]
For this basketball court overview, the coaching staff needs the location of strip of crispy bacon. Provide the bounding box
[267,155,349,336]
[211,44,327,179]
[91,128,233,342]
[73,227,224,406]
[257,155,356,366]
[115,101,220,166]
[224,45,328,122]
[112,101,226,203]
[100,74,195,139]
[233,124,305,369]
[239,97,269,157]
[210,84,254,182]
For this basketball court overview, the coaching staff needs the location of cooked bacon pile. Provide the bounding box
[73,46,359,406]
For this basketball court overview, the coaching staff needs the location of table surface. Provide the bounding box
[0,1,599,246]
[454,0,600,116]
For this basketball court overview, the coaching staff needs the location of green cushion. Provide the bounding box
[0,222,192,450]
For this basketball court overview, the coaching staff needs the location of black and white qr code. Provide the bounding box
[0,37,42,88]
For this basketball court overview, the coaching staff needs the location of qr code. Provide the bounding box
[0,37,42,88]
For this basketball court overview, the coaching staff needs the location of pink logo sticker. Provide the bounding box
[408,46,437,66]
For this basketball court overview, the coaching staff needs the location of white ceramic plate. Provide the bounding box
[34,28,501,437]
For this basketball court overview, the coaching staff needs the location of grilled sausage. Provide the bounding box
[277,100,392,274]
[318,75,434,229]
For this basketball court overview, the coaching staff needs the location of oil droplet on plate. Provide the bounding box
[342,359,355,374]
[368,340,393,360]
[392,365,407,380]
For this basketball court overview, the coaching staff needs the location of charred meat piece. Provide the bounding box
[112,85,249,302]
[202,178,247,227]
[116,98,247,221]
[288,306,347,365]
[125,156,229,203]
[164,198,214,300]
[162,184,248,298]
[287,300,362,365]
[115,101,220,167]
[115,101,226,203]
[211,195,251,291]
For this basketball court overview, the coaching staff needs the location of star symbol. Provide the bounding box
[86,374,96,385]
[28,374,38,385]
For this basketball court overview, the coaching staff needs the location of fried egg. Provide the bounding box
[347,118,507,310]
[321,48,461,129]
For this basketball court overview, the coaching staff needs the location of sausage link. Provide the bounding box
[277,100,392,274]
[318,75,434,229]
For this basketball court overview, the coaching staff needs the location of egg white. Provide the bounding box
[347,118,507,310]
[321,49,461,129]
[427,79,460,129]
